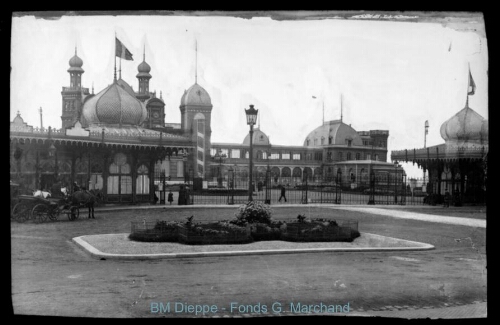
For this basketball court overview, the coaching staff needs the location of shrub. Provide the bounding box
[234,201,273,225]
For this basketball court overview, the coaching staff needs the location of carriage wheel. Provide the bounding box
[12,203,30,223]
[32,204,49,223]
[68,207,79,221]
[49,207,60,221]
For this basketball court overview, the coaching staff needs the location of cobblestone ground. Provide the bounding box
[10,206,486,318]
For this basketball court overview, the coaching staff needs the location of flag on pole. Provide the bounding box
[468,69,476,95]
[115,37,133,60]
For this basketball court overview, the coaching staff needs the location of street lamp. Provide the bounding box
[394,161,399,204]
[368,168,375,205]
[227,166,234,205]
[265,150,271,204]
[213,148,227,188]
[182,150,187,184]
[245,104,258,202]
[335,168,342,204]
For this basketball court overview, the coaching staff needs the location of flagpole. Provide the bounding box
[119,57,122,80]
[114,32,117,81]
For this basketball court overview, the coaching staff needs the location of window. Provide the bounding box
[197,151,204,161]
[210,148,217,156]
[282,153,290,160]
[293,153,301,160]
[107,153,131,195]
[220,148,229,156]
[314,138,317,146]
[270,153,280,160]
[326,152,332,161]
[355,153,360,160]
[338,152,343,161]
[136,165,149,195]
[321,137,325,145]
[314,152,323,161]
[374,154,379,161]
[155,160,170,177]
[306,153,313,161]
[346,139,352,146]
[306,139,310,146]
[177,161,184,177]
[231,149,240,159]
[262,152,268,160]
[346,152,352,160]
[366,153,371,160]
[329,136,333,144]
[245,151,249,159]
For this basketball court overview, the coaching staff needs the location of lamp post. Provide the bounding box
[213,148,227,188]
[183,151,187,184]
[423,120,429,187]
[394,161,399,204]
[335,169,342,204]
[368,168,375,205]
[228,166,234,205]
[245,105,258,202]
[265,150,271,204]
[48,142,57,189]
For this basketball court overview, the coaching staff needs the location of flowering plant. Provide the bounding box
[233,201,273,225]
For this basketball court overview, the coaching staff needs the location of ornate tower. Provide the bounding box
[179,83,213,179]
[61,48,89,129]
[136,49,152,102]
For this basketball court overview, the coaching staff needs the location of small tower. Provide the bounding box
[61,47,89,129]
[136,47,152,102]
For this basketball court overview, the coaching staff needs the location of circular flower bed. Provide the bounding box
[129,204,360,244]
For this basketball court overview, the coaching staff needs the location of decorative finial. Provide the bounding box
[143,43,146,62]
[160,91,162,100]
[17,110,20,116]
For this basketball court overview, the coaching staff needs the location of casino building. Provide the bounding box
[10,42,401,204]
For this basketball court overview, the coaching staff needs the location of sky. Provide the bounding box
[10,11,488,178]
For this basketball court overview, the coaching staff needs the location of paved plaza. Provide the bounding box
[10,204,487,319]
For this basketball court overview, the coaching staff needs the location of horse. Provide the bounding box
[70,190,102,219]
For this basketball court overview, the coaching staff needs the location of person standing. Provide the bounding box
[278,185,287,202]
[167,190,173,205]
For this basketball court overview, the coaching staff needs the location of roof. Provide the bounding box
[81,80,147,127]
[180,83,212,107]
[303,120,363,147]
[242,128,271,145]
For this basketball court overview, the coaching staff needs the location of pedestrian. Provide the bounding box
[167,191,173,205]
[278,185,287,202]
[73,181,81,193]
[444,189,451,208]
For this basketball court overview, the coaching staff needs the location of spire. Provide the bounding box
[340,93,343,122]
[322,101,325,125]
[75,45,77,56]
[92,82,94,95]
[195,39,198,84]
[143,43,146,62]
[160,91,162,100]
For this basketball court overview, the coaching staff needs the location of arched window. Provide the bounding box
[107,153,132,195]
[374,154,379,161]
[136,165,149,195]
[306,138,310,146]
[321,137,325,145]
[328,136,333,144]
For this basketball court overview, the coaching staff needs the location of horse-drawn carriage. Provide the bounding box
[11,191,80,223]
[11,181,102,222]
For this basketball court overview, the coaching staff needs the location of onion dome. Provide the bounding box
[116,78,136,97]
[81,81,147,126]
[68,48,84,73]
[303,120,363,146]
[440,106,487,143]
[243,128,271,145]
[137,60,152,78]
[180,83,212,107]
